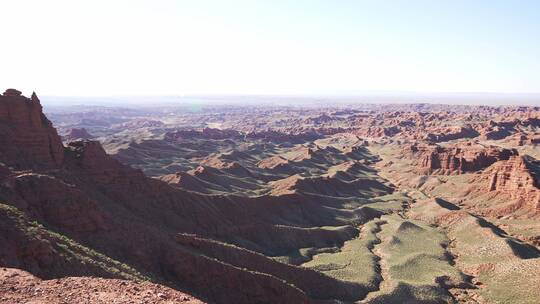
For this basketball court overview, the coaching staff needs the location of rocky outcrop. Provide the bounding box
[408,143,517,174]
[423,126,479,143]
[64,128,93,141]
[0,90,64,169]
[3,88,22,97]
[483,156,540,216]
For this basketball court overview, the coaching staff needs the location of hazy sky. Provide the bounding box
[1,0,539,96]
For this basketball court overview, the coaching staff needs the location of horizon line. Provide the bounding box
[35,91,540,98]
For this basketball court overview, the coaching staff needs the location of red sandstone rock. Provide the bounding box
[0,90,64,169]
[2,89,22,97]
[483,156,540,216]
[408,143,517,174]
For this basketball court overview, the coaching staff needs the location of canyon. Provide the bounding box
[1,89,540,303]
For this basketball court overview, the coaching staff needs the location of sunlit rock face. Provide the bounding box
[407,142,517,174]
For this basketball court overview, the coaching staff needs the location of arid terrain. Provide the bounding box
[1,88,539,303]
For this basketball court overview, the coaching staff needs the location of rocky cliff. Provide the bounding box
[0,89,64,169]
[483,156,540,216]
[408,143,517,174]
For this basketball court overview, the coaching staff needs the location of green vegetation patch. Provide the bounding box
[379,214,465,287]
[0,202,150,282]
[302,219,384,290]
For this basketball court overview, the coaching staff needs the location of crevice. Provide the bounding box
[359,219,389,303]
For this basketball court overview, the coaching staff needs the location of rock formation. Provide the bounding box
[0,90,64,169]
[64,128,93,141]
[423,126,479,143]
[483,156,540,216]
[3,88,22,97]
[408,143,517,174]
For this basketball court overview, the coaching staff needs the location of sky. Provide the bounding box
[1,0,540,97]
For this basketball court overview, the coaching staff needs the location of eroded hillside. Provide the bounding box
[1,89,540,303]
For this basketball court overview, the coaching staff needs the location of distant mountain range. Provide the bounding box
[40,92,540,107]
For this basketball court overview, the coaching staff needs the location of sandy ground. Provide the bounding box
[0,268,205,304]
